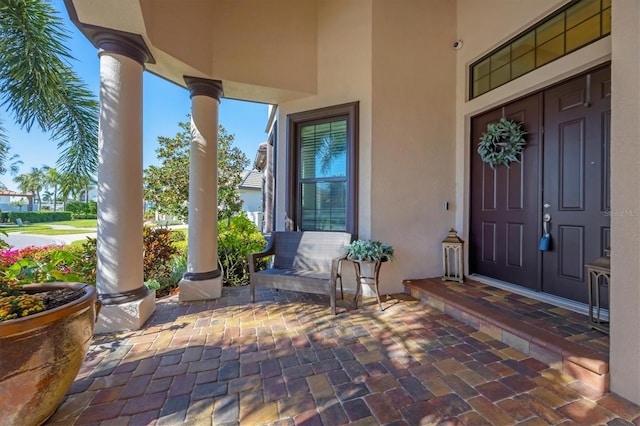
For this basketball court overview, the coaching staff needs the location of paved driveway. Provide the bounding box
[3,232,96,250]
[3,232,68,249]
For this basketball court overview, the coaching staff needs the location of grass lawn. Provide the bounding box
[1,219,97,235]
[49,219,98,228]
[2,225,52,234]
[21,229,96,236]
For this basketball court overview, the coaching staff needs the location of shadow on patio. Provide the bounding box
[47,286,640,425]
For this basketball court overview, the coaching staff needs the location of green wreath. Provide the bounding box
[477,118,527,168]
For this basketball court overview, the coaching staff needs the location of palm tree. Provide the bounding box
[78,175,96,203]
[0,0,98,178]
[14,167,47,211]
[0,148,22,189]
[45,167,62,211]
[59,172,85,211]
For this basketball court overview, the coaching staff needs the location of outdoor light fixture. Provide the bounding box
[585,249,610,334]
[442,228,464,283]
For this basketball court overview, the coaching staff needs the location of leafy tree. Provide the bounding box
[144,119,249,221]
[0,0,98,178]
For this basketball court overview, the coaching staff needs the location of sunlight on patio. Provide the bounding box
[47,287,640,425]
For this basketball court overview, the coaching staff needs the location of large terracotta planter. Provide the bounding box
[0,283,96,426]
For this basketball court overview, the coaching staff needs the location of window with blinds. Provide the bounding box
[287,102,358,234]
[299,119,348,231]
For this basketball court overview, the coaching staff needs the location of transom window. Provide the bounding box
[287,102,358,234]
[470,0,611,99]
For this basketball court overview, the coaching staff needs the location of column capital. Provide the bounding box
[184,76,224,100]
[95,32,152,66]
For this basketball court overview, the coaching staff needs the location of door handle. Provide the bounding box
[539,213,552,251]
[543,213,551,234]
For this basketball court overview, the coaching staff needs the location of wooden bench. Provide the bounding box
[248,231,352,314]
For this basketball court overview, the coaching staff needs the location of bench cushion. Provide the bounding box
[271,231,351,272]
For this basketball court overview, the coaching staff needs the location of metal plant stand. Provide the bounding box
[351,259,386,311]
[585,252,611,334]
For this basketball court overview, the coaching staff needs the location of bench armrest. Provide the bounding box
[331,254,348,280]
[248,240,276,274]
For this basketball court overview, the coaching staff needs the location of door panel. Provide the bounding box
[542,66,611,305]
[470,94,542,290]
[469,65,610,305]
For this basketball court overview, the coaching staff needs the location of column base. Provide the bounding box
[179,276,223,301]
[94,290,156,334]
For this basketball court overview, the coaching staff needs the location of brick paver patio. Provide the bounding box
[47,286,640,425]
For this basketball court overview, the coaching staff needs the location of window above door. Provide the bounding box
[470,0,611,99]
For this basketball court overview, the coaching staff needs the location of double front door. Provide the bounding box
[469,65,610,306]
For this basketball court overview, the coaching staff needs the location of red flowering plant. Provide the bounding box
[0,241,96,322]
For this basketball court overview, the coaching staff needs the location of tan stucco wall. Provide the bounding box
[369,0,457,292]
[274,0,458,294]
[271,0,374,294]
[610,0,640,405]
[274,0,374,239]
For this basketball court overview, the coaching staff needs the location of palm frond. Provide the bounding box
[0,0,98,177]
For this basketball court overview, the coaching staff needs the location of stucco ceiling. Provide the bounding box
[66,0,320,104]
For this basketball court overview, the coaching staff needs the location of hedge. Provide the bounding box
[8,211,73,223]
[72,214,97,220]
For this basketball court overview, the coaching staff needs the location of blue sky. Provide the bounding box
[1,0,269,192]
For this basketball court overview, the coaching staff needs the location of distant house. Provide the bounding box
[238,169,263,228]
[0,190,34,213]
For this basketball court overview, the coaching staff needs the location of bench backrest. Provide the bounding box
[271,231,352,272]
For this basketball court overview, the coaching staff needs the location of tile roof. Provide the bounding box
[238,170,263,190]
[0,189,33,197]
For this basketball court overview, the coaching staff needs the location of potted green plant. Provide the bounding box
[346,240,394,311]
[346,239,394,263]
[0,245,97,426]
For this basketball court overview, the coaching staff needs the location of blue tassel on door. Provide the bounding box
[539,233,551,251]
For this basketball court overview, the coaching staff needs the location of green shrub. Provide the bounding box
[67,238,97,285]
[170,229,186,242]
[8,211,72,223]
[63,200,97,215]
[217,215,266,286]
[173,240,188,256]
[72,214,97,220]
[155,253,187,297]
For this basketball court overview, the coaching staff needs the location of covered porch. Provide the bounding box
[63,0,640,407]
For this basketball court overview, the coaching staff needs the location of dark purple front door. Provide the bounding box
[470,65,611,305]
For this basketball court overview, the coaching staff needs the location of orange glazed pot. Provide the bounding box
[0,283,96,426]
